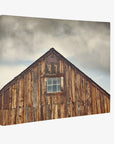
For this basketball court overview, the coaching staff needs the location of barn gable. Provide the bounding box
[0,48,110,125]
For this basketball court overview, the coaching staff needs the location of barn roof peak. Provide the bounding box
[50,47,55,51]
[0,47,110,97]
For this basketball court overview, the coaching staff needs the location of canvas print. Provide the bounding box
[0,15,110,126]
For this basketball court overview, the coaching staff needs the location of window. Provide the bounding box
[47,77,61,93]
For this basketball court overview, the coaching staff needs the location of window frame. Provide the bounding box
[47,77,61,93]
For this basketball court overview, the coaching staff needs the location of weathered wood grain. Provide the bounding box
[100,92,105,113]
[10,109,16,125]
[0,50,110,125]
[12,84,17,109]
[0,110,2,125]
[3,110,9,125]
[86,81,92,115]
[96,88,101,114]
[92,85,97,114]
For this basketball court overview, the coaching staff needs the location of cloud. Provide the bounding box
[0,65,27,89]
[0,15,110,91]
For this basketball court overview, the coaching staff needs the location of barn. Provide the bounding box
[0,48,110,126]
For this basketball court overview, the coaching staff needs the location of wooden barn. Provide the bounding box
[0,48,110,126]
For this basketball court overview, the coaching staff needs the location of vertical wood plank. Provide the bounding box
[92,85,97,114]
[26,107,33,123]
[75,71,78,116]
[0,110,2,125]
[33,107,38,122]
[10,109,16,125]
[3,89,9,109]
[72,69,76,117]
[80,76,85,116]
[96,89,101,114]
[107,97,110,113]
[100,92,105,113]
[104,95,108,113]
[27,72,33,107]
[3,110,9,125]
[12,84,17,109]
[84,78,88,115]
[0,93,2,110]
[76,73,81,116]
[17,108,24,124]
[18,78,24,108]
[38,63,41,121]
[46,104,51,120]
[23,75,26,123]
[33,67,38,108]
[86,81,92,115]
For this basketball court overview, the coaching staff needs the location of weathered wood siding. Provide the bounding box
[0,50,110,126]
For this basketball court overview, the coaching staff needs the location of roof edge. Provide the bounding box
[0,47,110,98]
[0,48,54,91]
[52,49,110,98]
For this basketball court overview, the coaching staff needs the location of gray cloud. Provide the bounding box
[0,15,110,73]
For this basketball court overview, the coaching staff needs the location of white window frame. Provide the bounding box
[47,77,61,93]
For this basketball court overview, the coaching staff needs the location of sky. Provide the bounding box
[0,15,110,93]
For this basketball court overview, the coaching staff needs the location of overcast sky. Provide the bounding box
[0,15,110,93]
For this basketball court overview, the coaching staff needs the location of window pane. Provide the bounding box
[58,85,61,92]
[53,78,57,84]
[47,77,61,93]
[48,78,52,84]
[47,86,52,93]
[57,78,61,84]
[53,85,57,92]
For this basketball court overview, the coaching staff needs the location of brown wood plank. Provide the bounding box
[16,80,20,124]
[0,93,2,110]
[26,107,33,123]
[86,81,92,115]
[33,67,38,108]
[53,95,58,105]
[84,78,88,115]
[60,103,65,118]
[41,77,46,106]
[38,63,41,121]
[10,109,16,125]
[71,69,76,117]
[42,105,46,120]
[12,84,17,109]
[8,87,12,125]
[96,89,101,114]
[33,107,38,122]
[76,73,81,116]
[59,60,64,74]
[17,108,24,124]
[104,95,108,113]
[75,71,78,116]
[18,78,24,108]
[27,72,33,107]
[46,104,51,120]
[68,65,72,104]
[100,92,105,113]
[65,64,69,104]
[50,96,54,119]
[3,110,9,125]
[80,76,85,116]
[107,97,110,113]
[54,104,58,119]
[92,85,97,114]
[41,60,45,76]
[3,89,9,109]
[23,75,26,123]
[0,110,2,125]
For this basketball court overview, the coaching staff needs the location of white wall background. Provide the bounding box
[0,0,113,144]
